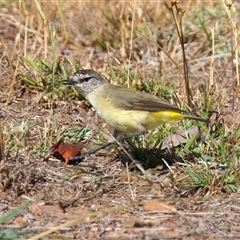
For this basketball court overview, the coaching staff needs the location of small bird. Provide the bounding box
[63,69,207,138]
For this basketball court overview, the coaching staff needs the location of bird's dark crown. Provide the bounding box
[71,69,103,82]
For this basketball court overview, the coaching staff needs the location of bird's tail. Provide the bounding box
[184,114,209,123]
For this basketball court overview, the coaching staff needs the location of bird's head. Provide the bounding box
[63,70,107,97]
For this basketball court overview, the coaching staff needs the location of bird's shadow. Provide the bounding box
[115,138,204,171]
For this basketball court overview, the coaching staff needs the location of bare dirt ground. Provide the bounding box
[0,1,240,239]
[1,101,240,240]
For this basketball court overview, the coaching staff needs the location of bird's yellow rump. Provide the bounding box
[63,69,207,138]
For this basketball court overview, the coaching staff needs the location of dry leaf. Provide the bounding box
[219,111,240,128]
[143,200,176,212]
[161,126,202,149]
[119,175,137,183]
[51,141,83,164]
[13,216,27,225]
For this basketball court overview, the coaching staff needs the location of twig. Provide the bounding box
[170,1,193,107]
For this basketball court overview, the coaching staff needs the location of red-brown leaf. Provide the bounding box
[51,141,83,164]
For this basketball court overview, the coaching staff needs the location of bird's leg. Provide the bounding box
[71,131,145,161]
[112,131,146,154]
[120,132,145,151]
[81,141,115,158]
[121,131,145,140]
[113,130,122,139]
[74,131,122,159]
[113,129,145,141]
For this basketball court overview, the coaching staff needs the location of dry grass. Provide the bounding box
[0,0,240,239]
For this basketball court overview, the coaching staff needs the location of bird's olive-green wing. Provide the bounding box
[107,85,183,113]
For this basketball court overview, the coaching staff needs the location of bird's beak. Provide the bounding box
[62,79,78,85]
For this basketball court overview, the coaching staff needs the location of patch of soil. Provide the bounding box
[1,147,240,239]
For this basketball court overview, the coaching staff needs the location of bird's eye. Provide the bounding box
[81,77,92,82]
